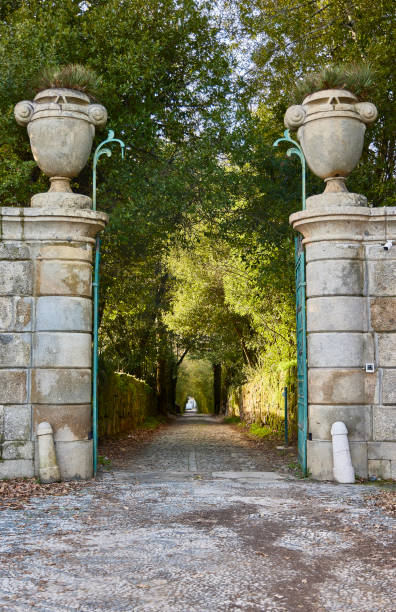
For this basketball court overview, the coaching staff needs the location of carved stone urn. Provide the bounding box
[15,88,107,208]
[284,89,377,193]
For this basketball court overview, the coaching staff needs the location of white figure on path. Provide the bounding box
[185,397,198,412]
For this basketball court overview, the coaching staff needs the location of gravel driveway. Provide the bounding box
[0,414,395,611]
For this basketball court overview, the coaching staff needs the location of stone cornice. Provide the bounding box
[0,206,108,242]
[290,205,396,245]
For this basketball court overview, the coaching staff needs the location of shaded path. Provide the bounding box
[0,416,395,611]
[125,414,295,473]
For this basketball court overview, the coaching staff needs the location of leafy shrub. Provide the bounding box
[142,416,165,430]
[98,370,157,437]
[249,423,274,438]
[223,415,241,424]
[228,359,297,441]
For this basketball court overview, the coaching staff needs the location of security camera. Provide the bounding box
[383,240,393,251]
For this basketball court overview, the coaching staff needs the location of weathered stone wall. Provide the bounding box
[365,236,396,479]
[0,206,106,480]
[0,239,34,478]
[98,371,156,437]
[226,362,297,438]
[291,197,396,480]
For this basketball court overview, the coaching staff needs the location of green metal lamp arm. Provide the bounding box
[91,130,125,476]
[273,129,306,210]
[92,130,125,211]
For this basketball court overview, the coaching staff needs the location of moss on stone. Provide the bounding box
[227,362,297,441]
[98,371,157,437]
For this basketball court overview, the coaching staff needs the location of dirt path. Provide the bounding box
[0,415,395,611]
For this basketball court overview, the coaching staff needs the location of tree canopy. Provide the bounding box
[233,0,395,205]
[0,0,393,416]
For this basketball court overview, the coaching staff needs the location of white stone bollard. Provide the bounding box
[331,422,355,484]
[37,422,61,483]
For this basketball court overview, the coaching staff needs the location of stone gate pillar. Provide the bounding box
[0,205,106,479]
[0,85,108,480]
[291,193,396,480]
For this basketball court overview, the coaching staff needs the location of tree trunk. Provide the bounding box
[213,363,221,415]
[156,356,168,415]
[170,370,178,413]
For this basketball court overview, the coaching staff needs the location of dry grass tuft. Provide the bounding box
[291,63,376,103]
[34,64,101,99]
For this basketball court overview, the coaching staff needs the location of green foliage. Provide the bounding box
[0,0,246,402]
[141,416,165,430]
[98,370,156,436]
[249,423,273,438]
[223,415,241,424]
[98,455,112,466]
[228,360,297,440]
[176,358,214,414]
[235,0,395,206]
[286,461,311,479]
[0,0,243,219]
[165,235,253,373]
[291,62,376,103]
[34,64,102,99]
[1,0,393,431]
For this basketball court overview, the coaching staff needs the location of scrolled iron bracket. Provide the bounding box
[92,129,125,210]
[273,129,306,210]
[91,129,125,477]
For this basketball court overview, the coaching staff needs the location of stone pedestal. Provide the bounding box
[290,195,396,480]
[0,206,107,479]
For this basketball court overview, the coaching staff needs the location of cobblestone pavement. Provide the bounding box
[0,415,395,611]
[120,414,297,473]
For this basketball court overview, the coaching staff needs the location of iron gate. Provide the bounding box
[295,234,308,475]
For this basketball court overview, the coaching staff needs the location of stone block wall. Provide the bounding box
[226,362,298,437]
[365,239,396,479]
[291,198,396,480]
[98,371,156,437]
[0,206,106,479]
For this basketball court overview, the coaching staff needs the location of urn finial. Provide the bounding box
[284,89,377,194]
[14,88,107,209]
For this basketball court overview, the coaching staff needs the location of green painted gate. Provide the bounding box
[295,234,308,475]
[273,128,308,474]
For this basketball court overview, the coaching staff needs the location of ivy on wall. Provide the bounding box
[98,371,156,437]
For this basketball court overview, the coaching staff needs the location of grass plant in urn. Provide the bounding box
[14,64,107,209]
[284,64,377,195]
